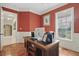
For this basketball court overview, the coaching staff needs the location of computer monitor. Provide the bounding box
[34,27,45,41]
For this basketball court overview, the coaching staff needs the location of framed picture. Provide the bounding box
[43,14,50,26]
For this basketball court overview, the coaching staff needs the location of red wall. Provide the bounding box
[29,12,42,31]
[18,12,30,32]
[18,12,42,32]
[73,4,79,33]
[42,3,79,33]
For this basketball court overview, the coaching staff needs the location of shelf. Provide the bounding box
[28,51,35,56]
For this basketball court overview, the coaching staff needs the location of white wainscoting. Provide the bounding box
[59,33,79,52]
[16,32,31,43]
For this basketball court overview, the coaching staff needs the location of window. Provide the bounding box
[58,14,71,39]
[56,7,74,40]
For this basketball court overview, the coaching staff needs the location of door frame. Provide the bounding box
[0,8,17,50]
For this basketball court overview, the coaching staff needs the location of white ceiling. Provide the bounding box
[0,3,67,15]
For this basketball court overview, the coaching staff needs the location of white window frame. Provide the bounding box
[55,7,74,41]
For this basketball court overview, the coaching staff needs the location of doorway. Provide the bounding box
[0,8,17,50]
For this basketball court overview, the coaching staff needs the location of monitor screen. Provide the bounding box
[34,27,45,41]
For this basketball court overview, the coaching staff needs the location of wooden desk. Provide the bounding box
[24,37,59,56]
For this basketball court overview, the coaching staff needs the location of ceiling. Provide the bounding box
[0,3,67,15]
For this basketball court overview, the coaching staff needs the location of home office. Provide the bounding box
[0,3,79,56]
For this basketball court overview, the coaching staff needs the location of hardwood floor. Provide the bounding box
[59,47,79,56]
[0,43,79,56]
[1,43,27,56]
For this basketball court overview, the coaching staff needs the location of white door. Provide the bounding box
[0,8,1,50]
[1,8,4,50]
[0,8,17,49]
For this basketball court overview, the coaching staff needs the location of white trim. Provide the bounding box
[0,8,4,50]
[29,9,41,15]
